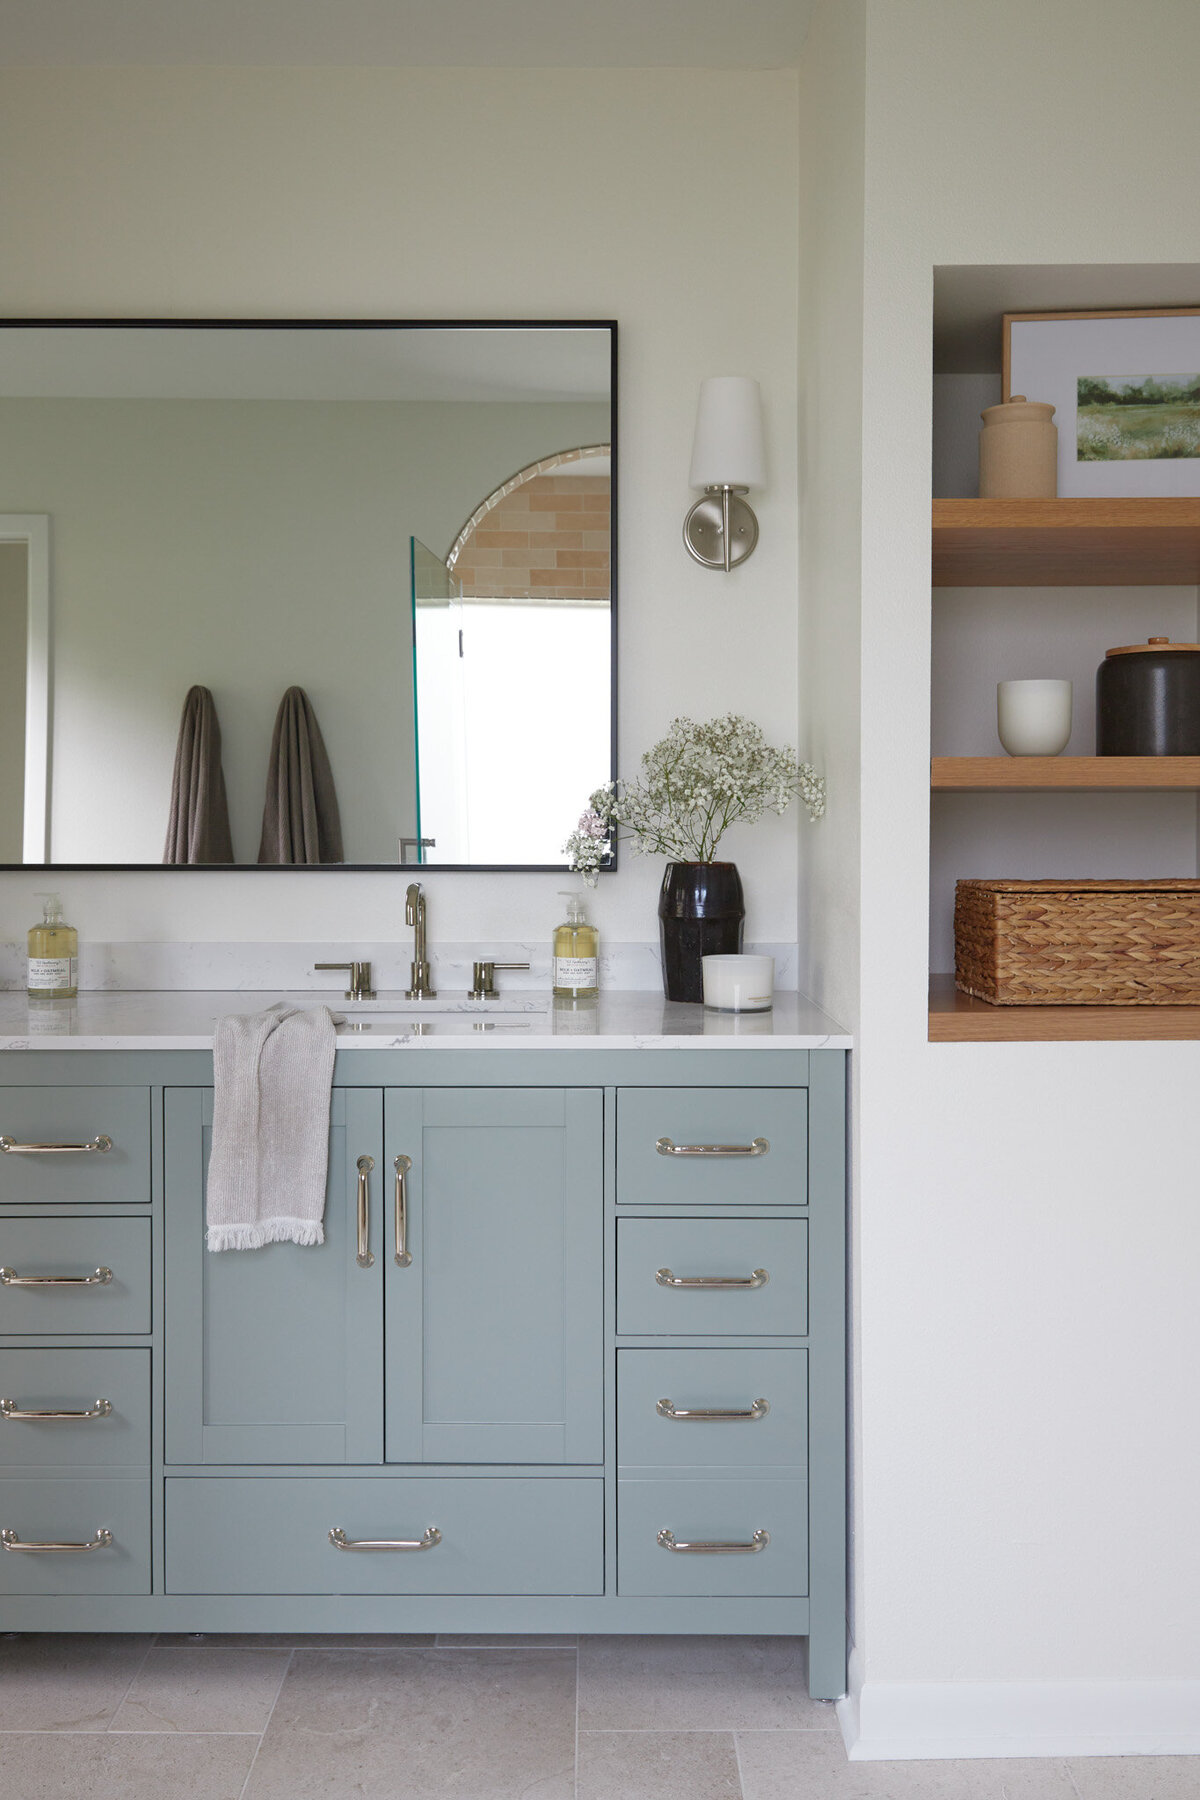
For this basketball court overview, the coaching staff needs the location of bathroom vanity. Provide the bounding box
[0,992,849,1698]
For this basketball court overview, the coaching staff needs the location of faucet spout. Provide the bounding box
[404,883,436,1000]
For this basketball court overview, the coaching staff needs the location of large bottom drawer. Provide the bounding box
[0,1477,150,1594]
[167,1477,604,1595]
[618,1477,807,1597]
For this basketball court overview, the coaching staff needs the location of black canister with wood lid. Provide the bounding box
[1096,637,1200,754]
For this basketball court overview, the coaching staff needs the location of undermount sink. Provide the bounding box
[338,995,548,1017]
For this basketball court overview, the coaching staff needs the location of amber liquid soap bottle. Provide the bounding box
[27,892,78,999]
[553,891,598,998]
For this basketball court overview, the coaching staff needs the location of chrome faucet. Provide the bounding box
[405,883,436,1000]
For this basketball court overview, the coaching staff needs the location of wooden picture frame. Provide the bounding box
[1004,307,1200,496]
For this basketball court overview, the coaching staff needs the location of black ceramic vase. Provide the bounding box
[658,861,745,1003]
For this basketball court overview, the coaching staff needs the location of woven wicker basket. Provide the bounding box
[954,878,1200,1005]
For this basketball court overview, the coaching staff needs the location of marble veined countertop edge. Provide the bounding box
[0,989,852,1051]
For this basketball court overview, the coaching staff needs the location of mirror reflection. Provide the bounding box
[0,322,615,870]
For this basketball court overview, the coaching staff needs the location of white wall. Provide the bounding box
[0,394,605,863]
[0,66,802,954]
[842,0,1200,1755]
[797,0,864,1032]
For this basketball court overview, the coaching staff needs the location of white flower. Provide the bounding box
[564,714,826,879]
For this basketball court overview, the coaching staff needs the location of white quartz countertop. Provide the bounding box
[0,989,851,1051]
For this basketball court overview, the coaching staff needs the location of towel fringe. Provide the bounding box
[206,1218,326,1253]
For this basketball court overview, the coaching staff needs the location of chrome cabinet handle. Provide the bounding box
[393,1154,412,1267]
[355,1155,375,1268]
[0,1266,112,1287]
[655,1267,769,1290]
[1,1397,112,1422]
[0,1134,112,1156]
[656,1396,769,1422]
[655,1136,769,1158]
[658,1527,769,1555]
[1,1526,113,1554]
[328,1525,440,1553]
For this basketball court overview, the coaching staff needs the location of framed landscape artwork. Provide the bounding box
[1004,307,1200,497]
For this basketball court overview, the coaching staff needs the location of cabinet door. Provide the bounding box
[165,1088,384,1465]
[385,1088,603,1465]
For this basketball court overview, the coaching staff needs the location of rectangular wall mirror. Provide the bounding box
[0,319,616,871]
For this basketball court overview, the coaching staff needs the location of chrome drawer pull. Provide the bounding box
[1,1526,113,1554]
[393,1154,412,1267]
[355,1155,375,1268]
[0,1266,112,1287]
[656,1396,769,1422]
[655,1136,769,1158]
[658,1527,769,1555]
[328,1525,440,1553]
[0,1134,112,1156]
[1,1397,112,1422]
[655,1267,769,1290]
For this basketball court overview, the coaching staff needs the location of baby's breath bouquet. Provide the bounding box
[564,714,825,885]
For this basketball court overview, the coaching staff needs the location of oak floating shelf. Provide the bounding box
[932,756,1200,790]
[928,975,1200,1042]
[932,497,1200,587]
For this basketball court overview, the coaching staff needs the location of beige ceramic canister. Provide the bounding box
[978,395,1058,498]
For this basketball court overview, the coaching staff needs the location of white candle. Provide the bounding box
[702,953,775,1012]
[997,679,1073,756]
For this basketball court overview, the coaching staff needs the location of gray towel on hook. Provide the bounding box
[163,685,235,864]
[258,686,344,865]
[206,1003,337,1251]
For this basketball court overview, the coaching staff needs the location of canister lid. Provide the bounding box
[1105,636,1200,657]
[981,394,1057,425]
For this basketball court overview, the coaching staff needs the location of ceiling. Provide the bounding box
[0,0,815,69]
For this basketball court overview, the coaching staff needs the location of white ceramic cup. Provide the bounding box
[996,679,1073,756]
[701,953,775,1012]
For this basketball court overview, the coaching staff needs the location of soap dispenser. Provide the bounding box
[553,891,598,998]
[27,892,78,999]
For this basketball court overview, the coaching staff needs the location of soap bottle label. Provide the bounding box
[28,956,76,992]
[554,954,597,991]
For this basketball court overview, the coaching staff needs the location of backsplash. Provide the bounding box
[0,939,799,993]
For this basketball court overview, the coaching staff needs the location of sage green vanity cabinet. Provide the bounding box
[165,1085,603,1469]
[0,1042,847,1702]
[383,1088,603,1465]
[165,1089,385,1466]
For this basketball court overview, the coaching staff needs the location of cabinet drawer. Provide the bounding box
[617,1219,807,1335]
[0,1088,151,1206]
[0,1350,150,1469]
[0,1477,150,1594]
[167,1476,603,1596]
[618,1477,807,1597]
[617,1089,806,1206]
[0,1217,151,1334]
[618,1349,807,1469]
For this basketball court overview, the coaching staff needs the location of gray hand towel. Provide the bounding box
[258,686,344,865]
[206,1003,337,1251]
[163,685,235,864]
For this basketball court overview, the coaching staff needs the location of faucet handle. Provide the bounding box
[469,960,530,1001]
[314,961,376,1001]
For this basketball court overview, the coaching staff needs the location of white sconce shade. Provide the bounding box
[688,376,766,491]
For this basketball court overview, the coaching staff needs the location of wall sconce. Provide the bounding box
[683,375,766,572]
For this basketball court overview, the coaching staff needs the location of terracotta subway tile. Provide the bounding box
[528,490,584,510]
[556,549,608,568]
[473,530,529,549]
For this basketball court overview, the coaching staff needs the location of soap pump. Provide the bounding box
[553,891,599,999]
[27,892,78,999]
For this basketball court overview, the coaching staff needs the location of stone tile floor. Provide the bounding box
[0,1632,1193,1799]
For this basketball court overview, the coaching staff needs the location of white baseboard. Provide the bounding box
[837,1648,1200,1759]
